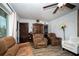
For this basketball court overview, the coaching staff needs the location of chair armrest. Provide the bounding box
[18,42,31,48]
[16,42,32,56]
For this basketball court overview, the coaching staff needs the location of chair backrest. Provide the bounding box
[33,34,44,39]
[2,36,16,48]
[33,34,44,43]
[69,36,79,43]
[48,33,56,38]
[0,40,8,55]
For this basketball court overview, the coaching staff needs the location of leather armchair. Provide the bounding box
[0,36,32,56]
[33,34,48,48]
[48,33,61,46]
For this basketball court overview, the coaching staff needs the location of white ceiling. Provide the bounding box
[10,3,79,21]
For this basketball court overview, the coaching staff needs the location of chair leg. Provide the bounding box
[74,54,79,56]
[62,48,65,50]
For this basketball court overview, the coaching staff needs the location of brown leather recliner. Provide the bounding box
[0,36,32,56]
[48,33,61,46]
[33,34,48,48]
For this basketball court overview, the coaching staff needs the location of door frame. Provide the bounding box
[17,21,20,43]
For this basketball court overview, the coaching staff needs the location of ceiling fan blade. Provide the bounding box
[53,7,59,14]
[43,3,58,9]
[65,3,76,9]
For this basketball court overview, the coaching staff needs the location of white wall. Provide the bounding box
[48,10,77,40]
[16,14,20,43]
[7,12,14,36]
[7,12,20,43]
[19,19,45,33]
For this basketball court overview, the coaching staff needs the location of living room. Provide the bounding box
[0,3,79,56]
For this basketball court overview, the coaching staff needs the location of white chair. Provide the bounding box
[62,36,79,54]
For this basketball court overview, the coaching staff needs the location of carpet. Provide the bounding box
[32,45,74,56]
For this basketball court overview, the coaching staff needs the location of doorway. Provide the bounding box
[19,23,29,43]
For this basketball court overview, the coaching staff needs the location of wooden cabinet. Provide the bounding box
[33,23,44,34]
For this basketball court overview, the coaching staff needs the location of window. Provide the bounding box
[0,8,8,38]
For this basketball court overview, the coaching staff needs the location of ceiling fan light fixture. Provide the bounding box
[58,3,65,7]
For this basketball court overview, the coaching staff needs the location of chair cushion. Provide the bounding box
[2,36,16,48]
[4,44,19,56]
[18,42,31,48]
[0,40,7,55]
[16,44,32,56]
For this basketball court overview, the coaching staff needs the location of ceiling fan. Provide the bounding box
[43,3,76,14]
